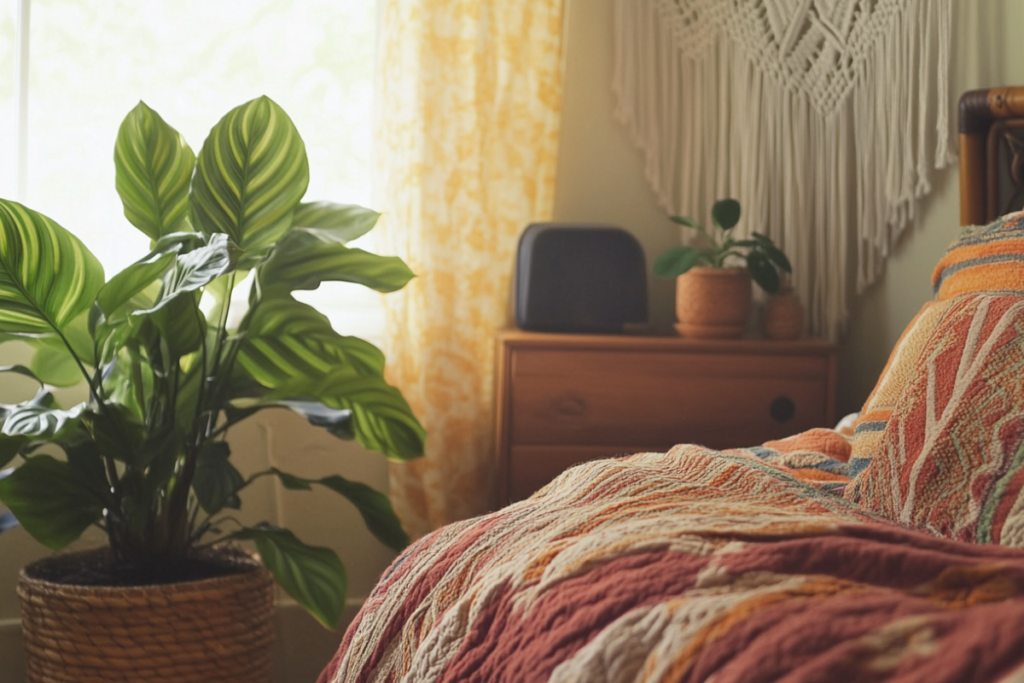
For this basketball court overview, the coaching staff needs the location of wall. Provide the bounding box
[553,0,1024,416]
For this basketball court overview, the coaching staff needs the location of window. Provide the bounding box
[3,0,383,342]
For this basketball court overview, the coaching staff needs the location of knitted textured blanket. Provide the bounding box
[320,446,1024,683]
[613,0,954,339]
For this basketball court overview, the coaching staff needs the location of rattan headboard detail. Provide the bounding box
[960,86,1024,226]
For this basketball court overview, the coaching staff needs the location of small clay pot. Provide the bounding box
[763,281,803,340]
[674,267,752,338]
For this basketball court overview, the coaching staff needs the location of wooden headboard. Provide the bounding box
[960,86,1024,226]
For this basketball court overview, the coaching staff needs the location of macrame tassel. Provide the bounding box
[613,0,955,340]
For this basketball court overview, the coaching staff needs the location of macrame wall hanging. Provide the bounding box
[613,0,955,339]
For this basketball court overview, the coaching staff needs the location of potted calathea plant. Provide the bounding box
[654,198,792,338]
[0,96,424,682]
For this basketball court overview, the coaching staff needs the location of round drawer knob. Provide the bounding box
[770,396,796,423]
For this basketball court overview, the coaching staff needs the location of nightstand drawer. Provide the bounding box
[494,332,838,505]
[510,349,828,450]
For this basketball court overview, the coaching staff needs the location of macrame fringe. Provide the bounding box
[613,0,955,340]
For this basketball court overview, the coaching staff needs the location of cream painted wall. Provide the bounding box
[553,0,1024,416]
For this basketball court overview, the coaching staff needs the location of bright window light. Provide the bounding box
[5,0,383,343]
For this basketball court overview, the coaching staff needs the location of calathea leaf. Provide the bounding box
[0,200,105,335]
[319,475,409,552]
[224,401,354,439]
[2,388,85,438]
[135,234,234,316]
[0,455,105,549]
[192,441,243,514]
[270,372,425,461]
[79,406,144,465]
[235,297,385,389]
[29,339,86,387]
[55,427,115,507]
[234,523,346,629]
[25,310,97,387]
[190,96,309,256]
[150,291,207,359]
[261,468,408,552]
[97,252,175,317]
[291,202,380,244]
[0,434,28,469]
[114,101,196,240]
[259,230,414,295]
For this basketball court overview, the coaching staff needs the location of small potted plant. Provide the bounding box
[0,96,424,682]
[654,198,791,338]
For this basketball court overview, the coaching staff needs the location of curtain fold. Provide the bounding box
[374,0,566,538]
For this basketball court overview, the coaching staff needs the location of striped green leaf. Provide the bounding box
[192,441,242,514]
[236,297,385,389]
[291,202,380,244]
[270,372,425,461]
[235,523,346,629]
[259,230,414,295]
[0,455,104,550]
[190,96,309,256]
[0,200,104,335]
[2,388,85,438]
[263,468,408,552]
[114,102,196,240]
[134,234,234,316]
[97,232,205,317]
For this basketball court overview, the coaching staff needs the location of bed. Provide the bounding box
[317,87,1024,683]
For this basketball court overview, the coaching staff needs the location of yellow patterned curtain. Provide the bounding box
[374,0,566,537]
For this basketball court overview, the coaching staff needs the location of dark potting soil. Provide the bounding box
[24,546,258,587]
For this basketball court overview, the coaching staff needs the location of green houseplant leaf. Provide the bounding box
[0,455,105,550]
[114,101,196,240]
[711,198,741,230]
[294,373,425,461]
[261,468,409,552]
[291,202,380,244]
[0,200,105,335]
[236,297,385,389]
[259,230,414,295]
[234,524,346,629]
[190,96,310,256]
[653,246,705,279]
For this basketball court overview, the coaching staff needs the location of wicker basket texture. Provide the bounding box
[17,552,275,683]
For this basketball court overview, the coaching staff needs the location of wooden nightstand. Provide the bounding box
[494,330,837,504]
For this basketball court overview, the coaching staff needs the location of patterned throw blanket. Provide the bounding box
[320,446,1024,683]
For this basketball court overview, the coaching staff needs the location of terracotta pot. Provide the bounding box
[763,281,804,340]
[674,266,752,338]
[18,548,275,683]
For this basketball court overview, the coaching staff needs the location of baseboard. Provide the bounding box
[0,600,362,683]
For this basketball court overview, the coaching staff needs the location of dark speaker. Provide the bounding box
[515,223,648,333]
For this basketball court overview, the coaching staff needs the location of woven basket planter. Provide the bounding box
[674,266,752,338]
[17,549,275,683]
